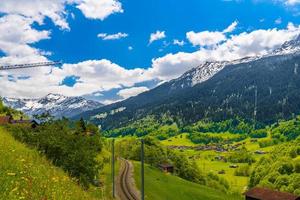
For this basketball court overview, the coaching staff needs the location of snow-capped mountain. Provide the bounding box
[76,35,300,129]
[170,35,300,90]
[3,93,103,118]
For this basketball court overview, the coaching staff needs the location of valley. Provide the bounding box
[1,26,300,200]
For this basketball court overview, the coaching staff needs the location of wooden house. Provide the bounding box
[0,116,40,128]
[244,187,300,200]
[158,163,174,173]
[0,116,12,125]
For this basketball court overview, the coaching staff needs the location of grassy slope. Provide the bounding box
[132,162,242,200]
[0,127,100,200]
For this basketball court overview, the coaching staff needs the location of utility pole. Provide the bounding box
[112,139,115,198]
[253,86,257,129]
[141,139,145,200]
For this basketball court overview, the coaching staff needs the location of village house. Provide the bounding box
[244,187,300,200]
[0,116,12,125]
[158,163,174,173]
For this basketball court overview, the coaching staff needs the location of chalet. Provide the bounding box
[0,116,40,128]
[158,163,174,173]
[215,155,225,161]
[0,116,12,125]
[229,164,239,168]
[244,187,300,200]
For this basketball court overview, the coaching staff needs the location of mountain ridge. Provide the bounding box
[3,93,103,118]
[74,35,300,129]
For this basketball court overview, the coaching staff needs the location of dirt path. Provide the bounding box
[116,159,140,200]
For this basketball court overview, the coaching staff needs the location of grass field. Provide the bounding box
[161,133,196,146]
[132,161,243,200]
[0,127,101,200]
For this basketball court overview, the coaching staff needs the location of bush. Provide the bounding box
[249,129,267,138]
[234,165,251,176]
[228,147,255,164]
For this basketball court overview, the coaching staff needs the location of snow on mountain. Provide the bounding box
[170,35,300,90]
[2,93,103,118]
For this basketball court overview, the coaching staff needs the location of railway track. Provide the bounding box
[118,160,139,200]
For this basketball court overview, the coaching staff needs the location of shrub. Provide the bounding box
[234,165,251,177]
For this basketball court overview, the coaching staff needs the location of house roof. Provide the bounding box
[245,187,300,200]
[158,163,174,168]
[0,116,10,124]
[10,120,31,124]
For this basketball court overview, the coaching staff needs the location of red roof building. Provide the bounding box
[0,116,11,125]
[244,187,300,200]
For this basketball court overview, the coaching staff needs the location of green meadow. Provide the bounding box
[132,161,242,200]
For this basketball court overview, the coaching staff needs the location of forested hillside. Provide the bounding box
[78,52,300,130]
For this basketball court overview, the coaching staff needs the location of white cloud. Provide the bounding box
[284,0,300,5]
[128,46,133,50]
[94,92,103,97]
[0,0,123,30]
[1,17,300,101]
[0,0,71,30]
[0,59,152,98]
[98,32,128,40]
[76,0,123,20]
[149,31,166,44]
[0,15,50,66]
[275,17,282,24]
[186,31,226,47]
[223,21,238,33]
[173,39,185,46]
[186,21,238,47]
[117,87,149,99]
[148,23,300,80]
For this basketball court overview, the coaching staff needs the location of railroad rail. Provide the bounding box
[119,160,139,200]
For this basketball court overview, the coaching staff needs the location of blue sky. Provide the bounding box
[37,0,299,68]
[1,0,300,103]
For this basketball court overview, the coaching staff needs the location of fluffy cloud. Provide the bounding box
[173,39,185,46]
[76,0,123,20]
[1,16,300,103]
[186,21,238,47]
[0,0,71,30]
[186,31,226,47]
[223,21,238,33]
[117,87,149,99]
[0,59,151,98]
[149,31,166,44]
[149,22,300,80]
[0,0,123,30]
[0,14,50,66]
[98,32,128,40]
